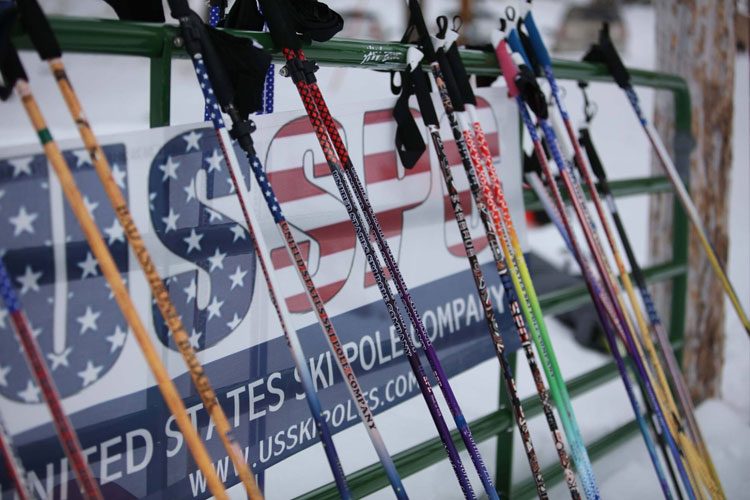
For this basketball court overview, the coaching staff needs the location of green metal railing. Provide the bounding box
[12,16,691,499]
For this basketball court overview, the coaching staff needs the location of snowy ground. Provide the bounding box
[1,1,748,499]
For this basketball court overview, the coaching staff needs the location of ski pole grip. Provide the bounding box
[257,0,301,50]
[16,0,61,60]
[493,40,519,97]
[167,0,192,20]
[506,30,532,71]
[198,23,235,108]
[0,41,27,101]
[522,12,550,67]
[436,48,464,111]
[445,43,476,106]
[412,66,438,126]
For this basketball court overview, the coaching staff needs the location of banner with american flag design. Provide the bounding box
[0,88,524,499]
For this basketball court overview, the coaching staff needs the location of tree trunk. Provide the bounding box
[650,0,735,403]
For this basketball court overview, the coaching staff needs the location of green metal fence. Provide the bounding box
[12,17,691,499]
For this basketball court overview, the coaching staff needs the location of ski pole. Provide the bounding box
[14,2,262,497]
[0,384,31,500]
[496,39,676,499]
[257,2,475,497]
[170,6,355,497]
[0,36,236,500]
[429,22,583,498]
[579,119,724,499]
[585,23,749,336]
[175,5,413,497]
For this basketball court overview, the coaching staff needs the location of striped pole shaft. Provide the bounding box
[537,113,696,500]
[184,57,353,496]
[582,127,724,499]
[624,86,749,335]
[0,378,31,500]
[50,50,261,500]
[282,47,473,499]
[486,37,599,499]
[298,49,504,500]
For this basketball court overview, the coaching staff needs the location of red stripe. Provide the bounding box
[268,167,327,203]
[270,220,355,270]
[476,97,490,109]
[443,132,499,166]
[364,264,393,287]
[364,109,393,125]
[274,117,315,138]
[448,235,488,256]
[443,191,476,221]
[285,279,347,312]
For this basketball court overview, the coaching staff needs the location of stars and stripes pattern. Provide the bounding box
[147,127,256,352]
[0,145,129,403]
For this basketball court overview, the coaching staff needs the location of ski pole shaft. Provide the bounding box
[282,46,469,499]
[0,375,31,500]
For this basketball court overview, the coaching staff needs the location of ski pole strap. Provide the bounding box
[583,23,630,89]
[393,76,426,169]
[411,64,438,126]
[578,127,607,182]
[514,60,547,119]
[15,0,61,60]
[0,40,27,101]
[406,0,436,62]
[445,43,476,106]
[258,0,343,49]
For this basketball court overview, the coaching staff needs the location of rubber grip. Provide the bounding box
[257,0,301,50]
[16,0,60,60]
[0,40,27,94]
[507,30,532,71]
[494,40,519,97]
[523,12,550,66]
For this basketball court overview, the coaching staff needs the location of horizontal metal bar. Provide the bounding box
[11,17,689,91]
[523,176,673,212]
[511,419,641,499]
[295,333,683,499]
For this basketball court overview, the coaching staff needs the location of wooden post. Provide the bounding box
[649,0,735,403]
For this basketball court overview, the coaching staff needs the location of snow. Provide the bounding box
[1,1,747,499]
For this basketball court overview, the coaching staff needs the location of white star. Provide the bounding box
[82,196,99,220]
[207,247,227,271]
[77,306,101,334]
[28,321,42,339]
[183,229,203,254]
[112,163,127,189]
[207,295,224,320]
[73,149,91,168]
[0,308,7,329]
[9,206,38,236]
[226,226,245,245]
[188,329,202,349]
[183,131,203,152]
[78,252,99,278]
[104,218,125,245]
[16,266,43,295]
[9,157,33,177]
[184,177,196,203]
[183,278,196,303]
[205,208,223,222]
[149,192,156,211]
[18,380,40,403]
[229,265,247,290]
[0,364,10,387]
[159,156,180,182]
[106,325,127,353]
[226,176,236,193]
[226,313,242,330]
[47,347,73,370]
[205,149,223,173]
[0,189,6,206]
[105,278,126,299]
[162,208,180,233]
[78,360,103,387]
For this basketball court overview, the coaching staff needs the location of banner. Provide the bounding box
[0,88,523,498]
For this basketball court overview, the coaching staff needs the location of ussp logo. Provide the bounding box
[0,145,129,402]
